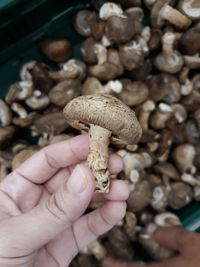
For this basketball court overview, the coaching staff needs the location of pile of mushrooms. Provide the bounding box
[0,0,200,265]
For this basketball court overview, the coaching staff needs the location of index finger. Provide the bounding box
[12,134,89,184]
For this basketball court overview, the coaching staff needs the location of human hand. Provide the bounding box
[0,134,129,267]
[103,224,200,267]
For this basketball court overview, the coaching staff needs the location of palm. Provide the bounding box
[0,135,128,266]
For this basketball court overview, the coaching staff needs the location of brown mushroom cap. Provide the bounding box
[39,36,72,62]
[73,10,97,37]
[105,15,136,44]
[178,26,200,55]
[49,80,82,108]
[118,80,149,106]
[63,95,142,145]
[178,0,200,21]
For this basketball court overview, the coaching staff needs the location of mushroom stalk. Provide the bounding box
[161,5,191,29]
[162,33,175,61]
[87,124,111,193]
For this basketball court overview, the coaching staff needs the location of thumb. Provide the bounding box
[146,223,195,253]
[0,164,94,252]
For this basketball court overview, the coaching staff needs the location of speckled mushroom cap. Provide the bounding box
[63,94,142,145]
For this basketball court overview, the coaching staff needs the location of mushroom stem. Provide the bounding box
[104,80,123,94]
[161,5,191,29]
[162,32,175,61]
[88,124,111,193]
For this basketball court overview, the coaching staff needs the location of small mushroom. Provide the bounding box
[181,173,200,187]
[178,25,200,55]
[6,81,33,104]
[155,130,173,162]
[154,212,182,227]
[25,90,50,110]
[172,144,196,173]
[31,111,68,139]
[150,103,174,130]
[192,74,200,92]
[38,36,72,62]
[20,61,36,81]
[12,149,37,170]
[105,226,134,260]
[151,0,191,29]
[81,38,100,65]
[194,109,200,129]
[123,212,137,240]
[184,120,200,145]
[167,182,193,209]
[0,126,16,148]
[74,10,98,37]
[171,104,187,123]
[63,95,142,193]
[50,59,87,82]
[148,29,162,51]
[144,0,156,9]
[137,100,156,132]
[181,90,200,113]
[81,77,122,95]
[119,40,145,71]
[49,80,82,107]
[179,67,193,96]
[154,32,184,74]
[11,102,37,127]
[153,162,180,181]
[184,54,200,69]
[117,79,149,106]
[127,60,152,81]
[99,2,125,20]
[151,185,168,211]
[178,0,200,21]
[0,100,12,127]
[127,180,153,212]
[29,62,55,93]
[87,240,107,260]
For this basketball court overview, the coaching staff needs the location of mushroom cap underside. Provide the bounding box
[63,94,142,145]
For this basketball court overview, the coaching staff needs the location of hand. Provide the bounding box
[103,224,200,267]
[0,134,129,267]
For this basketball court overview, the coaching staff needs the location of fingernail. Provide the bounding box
[146,223,158,236]
[67,164,88,194]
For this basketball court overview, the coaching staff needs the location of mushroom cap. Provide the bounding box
[178,0,200,20]
[73,10,96,37]
[178,26,200,55]
[63,95,142,145]
[0,100,12,127]
[151,0,172,28]
[154,212,181,227]
[6,81,33,104]
[49,80,82,107]
[39,36,72,62]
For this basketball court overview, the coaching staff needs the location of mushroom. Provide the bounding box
[127,180,153,212]
[31,111,69,140]
[38,36,72,62]
[179,67,193,96]
[87,240,107,260]
[181,90,200,113]
[0,126,16,148]
[123,212,137,240]
[119,40,145,71]
[154,32,184,74]
[81,77,122,95]
[99,2,125,20]
[178,0,200,21]
[88,49,123,82]
[150,103,174,130]
[151,185,168,211]
[105,226,134,260]
[73,10,99,37]
[6,81,33,104]
[12,149,37,170]
[137,100,156,132]
[25,90,50,110]
[192,74,200,92]
[77,254,98,267]
[184,54,200,69]
[155,130,173,162]
[0,151,13,181]
[184,120,200,145]
[147,73,181,103]
[29,62,55,93]
[172,144,196,173]
[154,212,182,227]
[178,25,200,55]
[11,102,37,127]
[144,0,157,9]
[148,29,162,51]
[0,100,12,127]
[81,38,100,65]
[49,80,82,108]
[63,95,142,193]
[117,79,149,106]
[194,109,200,129]
[127,60,152,81]
[167,182,193,209]
[181,173,200,187]
[50,59,87,82]
[20,61,36,81]
[150,0,191,29]
[171,104,187,123]
[153,162,180,181]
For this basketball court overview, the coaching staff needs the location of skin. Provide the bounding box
[103,224,200,267]
[0,134,130,267]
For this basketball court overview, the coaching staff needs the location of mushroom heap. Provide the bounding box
[0,0,200,265]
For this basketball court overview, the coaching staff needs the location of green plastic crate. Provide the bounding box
[0,0,200,262]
